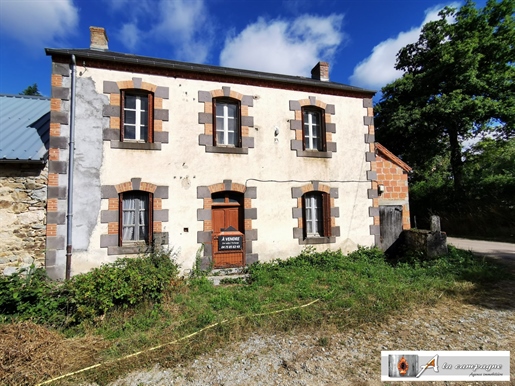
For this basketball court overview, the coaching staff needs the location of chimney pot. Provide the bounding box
[90,26,108,51]
[311,62,329,81]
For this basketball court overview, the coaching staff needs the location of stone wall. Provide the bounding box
[0,163,47,274]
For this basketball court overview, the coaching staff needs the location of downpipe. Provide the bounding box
[66,55,77,280]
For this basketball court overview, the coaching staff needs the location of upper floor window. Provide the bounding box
[121,90,153,143]
[120,191,152,245]
[302,107,326,151]
[303,192,331,238]
[213,98,241,147]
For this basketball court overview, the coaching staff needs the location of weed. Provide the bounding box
[2,245,509,385]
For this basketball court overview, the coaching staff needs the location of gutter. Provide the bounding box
[45,48,377,96]
[65,55,77,280]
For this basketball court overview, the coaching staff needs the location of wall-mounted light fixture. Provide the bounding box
[378,184,385,195]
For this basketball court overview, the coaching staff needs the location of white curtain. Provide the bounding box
[122,196,136,241]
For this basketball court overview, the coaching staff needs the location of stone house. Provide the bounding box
[43,27,386,280]
[0,94,49,274]
[374,142,412,251]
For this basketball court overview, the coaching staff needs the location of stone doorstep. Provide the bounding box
[207,274,249,286]
[210,267,246,276]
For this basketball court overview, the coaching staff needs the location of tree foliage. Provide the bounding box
[20,83,41,96]
[375,0,515,192]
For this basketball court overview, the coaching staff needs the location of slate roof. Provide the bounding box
[45,48,376,96]
[0,94,50,162]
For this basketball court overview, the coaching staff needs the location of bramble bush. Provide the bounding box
[0,248,180,326]
[67,248,179,322]
[0,265,68,326]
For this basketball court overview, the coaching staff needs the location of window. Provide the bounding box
[302,107,326,151]
[303,192,331,238]
[121,90,153,142]
[120,191,152,245]
[213,98,241,147]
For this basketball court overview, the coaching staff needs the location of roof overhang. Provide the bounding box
[45,48,376,98]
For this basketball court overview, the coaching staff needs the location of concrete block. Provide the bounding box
[244,186,257,199]
[154,109,169,121]
[103,81,119,94]
[198,90,211,103]
[289,100,301,111]
[241,95,253,107]
[155,86,169,99]
[154,186,169,199]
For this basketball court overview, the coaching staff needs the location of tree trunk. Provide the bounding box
[448,127,463,194]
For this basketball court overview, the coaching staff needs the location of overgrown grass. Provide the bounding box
[0,246,509,385]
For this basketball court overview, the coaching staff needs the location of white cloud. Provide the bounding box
[111,0,210,62]
[152,0,211,63]
[118,23,142,52]
[220,14,345,77]
[349,3,460,90]
[0,0,78,48]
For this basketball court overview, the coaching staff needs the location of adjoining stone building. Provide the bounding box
[43,26,389,280]
[0,94,49,274]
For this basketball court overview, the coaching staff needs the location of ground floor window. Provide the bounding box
[121,191,151,244]
[303,191,331,239]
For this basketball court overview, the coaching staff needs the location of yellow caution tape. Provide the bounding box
[37,298,320,385]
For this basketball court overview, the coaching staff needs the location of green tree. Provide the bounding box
[20,83,41,96]
[375,0,515,193]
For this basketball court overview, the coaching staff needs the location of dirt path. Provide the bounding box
[109,301,515,385]
[109,284,515,385]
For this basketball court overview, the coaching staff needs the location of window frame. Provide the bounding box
[120,90,154,143]
[302,107,326,152]
[212,97,241,147]
[119,190,153,246]
[302,191,331,239]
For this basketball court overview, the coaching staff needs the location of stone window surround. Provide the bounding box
[292,182,340,244]
[102,78,169,150]
[362,97,380,246]
[100,178,169,255]
[289,96,336,158]
[196,180,257,269]
[198,87,254,154]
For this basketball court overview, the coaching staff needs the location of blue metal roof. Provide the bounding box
[0,94,50,162]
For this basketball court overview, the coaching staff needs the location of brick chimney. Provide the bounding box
[90,26,108,51]
[311,62,329,81]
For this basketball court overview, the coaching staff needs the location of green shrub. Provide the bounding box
[0,266,69,326]
[67,248,179,322]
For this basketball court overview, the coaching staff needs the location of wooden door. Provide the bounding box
[212,207,239,233]
[379,205,403,252]
[211,192,244,268]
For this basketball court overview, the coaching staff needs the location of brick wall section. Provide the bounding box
[291,182,339,244]
[46,60,71,278]
[363,98,380,244]
[197,180,258,267]
[375,143,412,230]
[289,96,336,158]
[102,78,169,149]
[198,87,254,154]
[99,178,169,254]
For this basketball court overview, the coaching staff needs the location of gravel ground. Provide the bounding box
[109,279,515,386]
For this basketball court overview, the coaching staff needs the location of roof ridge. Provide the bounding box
[0,93,50,100]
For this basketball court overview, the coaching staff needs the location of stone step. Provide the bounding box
[210,267,246,276]
[207,273,249,286]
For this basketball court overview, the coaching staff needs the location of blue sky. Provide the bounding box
[0,0,486,99]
